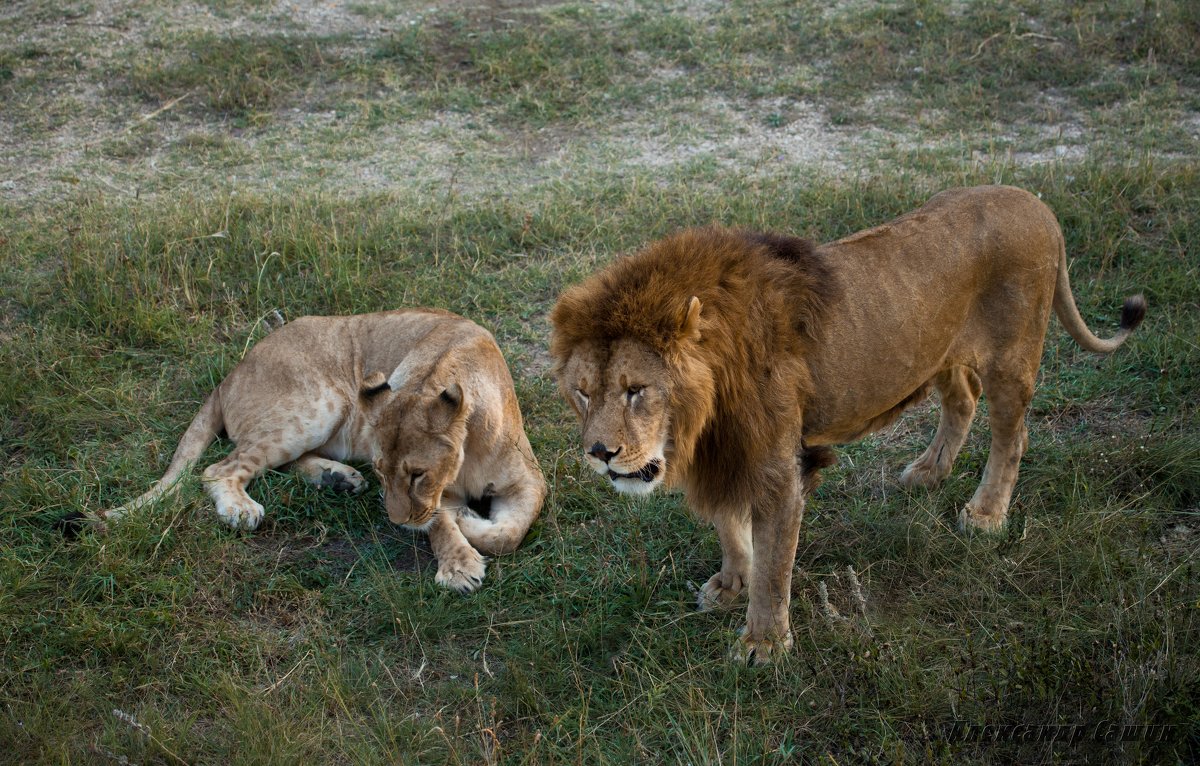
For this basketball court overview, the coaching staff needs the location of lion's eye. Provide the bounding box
[410,470,425,487]
[574,389,590,411]
[625,385,644,404]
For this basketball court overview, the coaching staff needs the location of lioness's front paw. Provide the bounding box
[730,626,794,666]
[959,501,1007,533]
[434,546,487,594]
[216,497,265,531]
[319,467,366,494]
[697,571,746,611]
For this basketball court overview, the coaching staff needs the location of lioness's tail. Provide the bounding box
[1054,245,1146,354]
[456,478,546,556]
[104,392,224,521]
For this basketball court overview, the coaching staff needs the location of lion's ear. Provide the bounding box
[679,296,703,342]
[360,371,391,399]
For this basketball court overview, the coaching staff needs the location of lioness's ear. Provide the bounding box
[360,371,390,399]
[428,381,467,430]
[438,382,465,413]
[679,296,702,342]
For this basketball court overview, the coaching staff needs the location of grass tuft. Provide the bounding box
[128,34,334,116]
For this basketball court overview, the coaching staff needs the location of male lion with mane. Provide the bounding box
[106,308,545,593]
[550,185,1145,663]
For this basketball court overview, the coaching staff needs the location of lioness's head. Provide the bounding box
[551,266,715,495]
[361,370,469,529]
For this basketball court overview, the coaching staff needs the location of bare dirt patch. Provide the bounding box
[7,0,1191,208]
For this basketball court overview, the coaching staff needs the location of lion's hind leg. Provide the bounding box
[201,447,272,531]
[960,366,1034,533]
[203,396,349,531]
[900,365,982,489]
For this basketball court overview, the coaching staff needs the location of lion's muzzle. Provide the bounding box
[607,461,661,483]
[588,442,620,462]
[599,457,665,496]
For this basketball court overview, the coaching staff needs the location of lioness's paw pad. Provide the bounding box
[730,628,794,666]
[697,572,746,611]
[319,467,366,494]
[435,548,487,594]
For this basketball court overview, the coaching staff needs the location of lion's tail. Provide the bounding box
[104,392,224,521]
[1053,244,1146,354]
[800,445,837,496]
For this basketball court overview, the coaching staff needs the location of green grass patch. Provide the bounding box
[126,33,339,117]
[1,0,1199,761]
[3,158,1199,762]
[375,0,1200,129]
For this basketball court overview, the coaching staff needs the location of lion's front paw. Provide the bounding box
[730,626,794,666]
[959,501,1007,533]
[697,571,746,611]
[899,459,946,489]
[434,545,487,594]
[319,467,366,494]
[216,496,265,531]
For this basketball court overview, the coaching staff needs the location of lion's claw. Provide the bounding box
[730,627,794,666]
[959,501,1007,533]
[216,497,265,531]
[697,571,746,611]
[899,460,946,489]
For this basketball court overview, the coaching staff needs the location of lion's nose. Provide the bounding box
[588,442,620,462]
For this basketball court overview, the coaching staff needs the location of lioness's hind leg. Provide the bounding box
[961,369,1034,533]
[203,401,347,531]
[202,448,270,531]
[292,454,366,494]
[901,366,982,489]
[698,510,752,611]
[202,438,316,531]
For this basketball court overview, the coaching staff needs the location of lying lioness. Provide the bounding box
[107,308,546,593]
[550,185,1145,663]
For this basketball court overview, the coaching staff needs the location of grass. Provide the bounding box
[2,0,1199,764]
[127,34,339,117]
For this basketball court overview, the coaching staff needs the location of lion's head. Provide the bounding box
[549,230,757,496]
[557,336,675,494]
[361,367,470,529]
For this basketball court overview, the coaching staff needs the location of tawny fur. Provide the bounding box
[550,185,1145,663]
[108,308,546,593]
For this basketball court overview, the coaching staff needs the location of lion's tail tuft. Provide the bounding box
[1119,294,1148,332]
[800,445,837,495]
[1053,243,1146,354]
